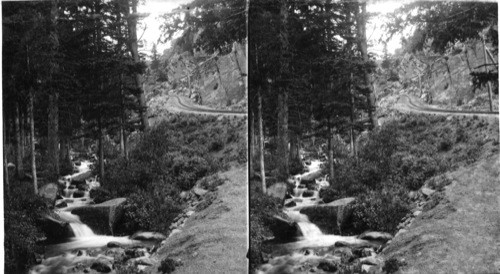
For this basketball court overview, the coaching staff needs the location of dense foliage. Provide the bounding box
[321,113,495,233]
[93,114,246,235]
[249,188,284,272]
[4,182,50,273]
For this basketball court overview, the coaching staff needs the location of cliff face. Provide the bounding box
[376,40,498,112]
[160,41,246,111]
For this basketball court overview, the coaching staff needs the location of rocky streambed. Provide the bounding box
[31,158,216,274]
[257,160,395,274]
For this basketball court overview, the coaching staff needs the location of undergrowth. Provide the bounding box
[95,114,246,235]
[320,113,497,234]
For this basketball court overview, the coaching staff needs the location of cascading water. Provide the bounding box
[257,159,372,273]
[31,159,144,274]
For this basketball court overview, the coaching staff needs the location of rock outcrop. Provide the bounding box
[71,198,126,235]
[299,197,356,234]
[267,182,288,202]
[269,216,302,242]
[38,183,59,202]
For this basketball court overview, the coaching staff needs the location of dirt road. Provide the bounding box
[397,94,499,117]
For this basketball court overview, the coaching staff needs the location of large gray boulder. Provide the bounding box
[358,231,393,243]
[71,198,126,235]
[38,215,74,242]
[131,231,167,242]
[299,197,356,234]
[38,183,59,202]
[269,215,302,242]
[267,182,288,202]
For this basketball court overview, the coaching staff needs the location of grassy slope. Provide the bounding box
[383,154,500,273]
[149,165,248,274]
[376,75,500,272]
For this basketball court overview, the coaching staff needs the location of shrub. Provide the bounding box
[89,188,113,204]
[158,258,177,274]
[197,174,226,191]
[249,190,284,272]
[4,183,49,273]
[117,191,183,235]
[383,258,404,274]
[350,191,410,234]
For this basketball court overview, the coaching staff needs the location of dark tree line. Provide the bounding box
[249,0,377,188]
[3,0,149,195]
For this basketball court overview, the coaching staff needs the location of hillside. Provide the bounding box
[373,53,500,273]
[145,40,247,116]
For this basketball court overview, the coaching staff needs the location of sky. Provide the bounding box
[367,1,408,57]
[137,0,409,58]
[137,0,193,56]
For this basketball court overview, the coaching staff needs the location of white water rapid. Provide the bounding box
[31,159,144,274]
[257,159,371,273]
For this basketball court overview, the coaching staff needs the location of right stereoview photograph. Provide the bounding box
[248,1,499,273]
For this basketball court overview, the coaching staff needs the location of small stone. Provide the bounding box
[413,210,422,217]
[131,232,167,242]
[90,258,112,273]
[317,261,338,272]
[360,256,381,265]
[421,187,435,197]
[358,231,393,243]
[284,201,296,207]
[395,229,407,237]
[107,241,122,248]
[186,210,195,217]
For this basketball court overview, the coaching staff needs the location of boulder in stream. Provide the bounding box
[38,183,59,202]
[267,182,288,202]
[71,198,126,235]
[269,215,302,242]
[90,257,113,273]
[38,215,74,241]
[299,197,355,234]
[131,231,167,242]
[358,231,393,243]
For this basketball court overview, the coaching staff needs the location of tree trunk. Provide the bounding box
[258,90,266,193]
[15,101,24,179]
[249,109,254,175]
[29,91,38,194]
[328,121,334,184]
[482,38,494,111]
[47,92,60,177]
[349,73,358,161]
[277,0,290,181]
[98,118,105,181]
[3,107,10,195]
[356,3,377,129]
[289,131,300,167]
[20,107,25,160]
[124,131,129,161]
[126,0,149,131]
[59,136,71,172]
[214,60,230,106]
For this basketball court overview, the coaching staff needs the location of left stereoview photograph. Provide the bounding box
[2,0,247,273]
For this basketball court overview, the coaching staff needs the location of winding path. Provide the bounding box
[397,94,499,117]
[167,94,247,116]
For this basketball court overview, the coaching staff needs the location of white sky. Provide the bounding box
[137,0,410,58]
[367,0,409,57]
[137,0,193,57]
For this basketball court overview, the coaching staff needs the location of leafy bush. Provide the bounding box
[89,188,113,204]
[117,191,183,235]
[4,182,49,273]
[383,258,404,274]
[197,174,226,191]
[351,191,410,234]
[158,258,177,274]
[249,189,284,272]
